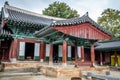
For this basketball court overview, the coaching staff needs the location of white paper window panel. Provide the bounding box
[34,43,40,56]
[46,44,50,56]
[58,45,62,57]
[77,46,81,58]
[68,46,71,57]
[19,42,25,56]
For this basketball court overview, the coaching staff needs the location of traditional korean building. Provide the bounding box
[95,40,120,66]
[0,2,112,66]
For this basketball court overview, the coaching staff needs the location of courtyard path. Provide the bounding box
[0,75,71,80]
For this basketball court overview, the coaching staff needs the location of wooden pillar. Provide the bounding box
[9,39,18,62]
[100,52,103,66]
[75,47,78,62]
[91,45,95,66]
[43,43,46,60]
[114,52,118,67]
[62,41,67,66]
[9,41,14,60]
[40,42,46,62]
[49,44,53,65]
[81,46,84,62]
[1,20,6,28]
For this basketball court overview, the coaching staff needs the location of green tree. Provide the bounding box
[42,1,79,19]
[97,8,120,39]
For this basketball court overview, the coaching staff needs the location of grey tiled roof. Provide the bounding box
[1,3,112,36]
[95,40,120,50]
[2,4,64,26]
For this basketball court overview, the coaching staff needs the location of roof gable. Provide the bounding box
[51,13,112,36]
[54,22,111,40]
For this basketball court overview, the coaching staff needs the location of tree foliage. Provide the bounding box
[42,1,79,19]
[97,8,120,39]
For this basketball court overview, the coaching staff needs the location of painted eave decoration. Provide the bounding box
[0,25,12,39]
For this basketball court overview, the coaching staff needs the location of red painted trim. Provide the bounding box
[18,39,40,43]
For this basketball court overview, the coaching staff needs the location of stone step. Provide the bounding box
[0,72,42,77]
[67,61,75,65]
[3,67,40,73]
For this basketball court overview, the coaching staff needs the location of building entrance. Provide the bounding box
[25,43,34,60]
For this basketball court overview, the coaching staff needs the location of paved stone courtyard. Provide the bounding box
[0,76,71,80]
[0,62,120,80]
[0,71,120,80]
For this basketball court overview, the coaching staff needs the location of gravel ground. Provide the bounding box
[0,75,71,80]
[109,71,120,78]
[1,71,119,80]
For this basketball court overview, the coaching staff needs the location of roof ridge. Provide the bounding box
[4,4,65,20]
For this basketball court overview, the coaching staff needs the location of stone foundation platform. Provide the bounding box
[1,62,109,77]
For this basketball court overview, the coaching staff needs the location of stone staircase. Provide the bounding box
[0,64,42,77]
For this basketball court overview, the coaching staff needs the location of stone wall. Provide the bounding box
[3,63,40,69]
[0,64,5,72]
[40,66,109,77]
[2,62,109,77]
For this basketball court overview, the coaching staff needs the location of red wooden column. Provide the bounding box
[9,39,18,62]
[1,20,6,28]
[62,41,67,66]
[81,46,85,62]
[100,52,103,66]
[91,45,95,66]
[49,44,53,65]
[43,43,46,60]
[75,47,78,62]
[9,41,14,60]
[40,42,46,62]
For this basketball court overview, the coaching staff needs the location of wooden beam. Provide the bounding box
[42,31,58,38]
[52,39,63,44]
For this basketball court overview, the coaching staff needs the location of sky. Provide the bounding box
[0,0,120,22]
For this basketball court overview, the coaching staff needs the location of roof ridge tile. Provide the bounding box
[4,4,65,20]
